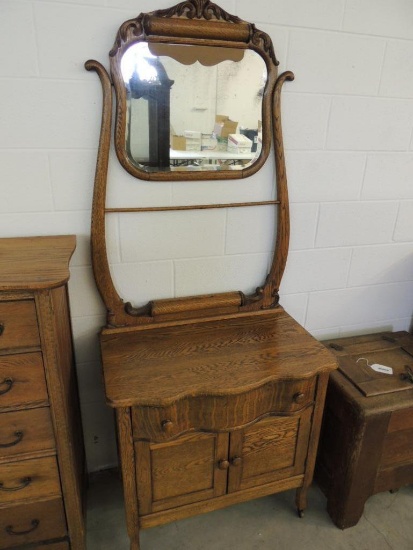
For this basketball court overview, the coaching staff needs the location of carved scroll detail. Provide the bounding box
[251,24,279,66]
[155,0,241,22]
[110,15,144,57]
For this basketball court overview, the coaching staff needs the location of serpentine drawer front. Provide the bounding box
[0,236,85,550]
[132,378,316,442]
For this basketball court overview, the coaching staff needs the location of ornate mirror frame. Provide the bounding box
[85,0,294,327]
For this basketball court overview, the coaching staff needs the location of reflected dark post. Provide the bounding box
[128,59,174,169]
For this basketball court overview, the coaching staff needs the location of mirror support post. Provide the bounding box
[263,70,295,309]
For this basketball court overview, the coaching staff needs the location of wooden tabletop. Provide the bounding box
[101,308,337,407]
[0,235,76,291]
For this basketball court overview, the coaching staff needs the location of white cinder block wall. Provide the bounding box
[1,0,413,472]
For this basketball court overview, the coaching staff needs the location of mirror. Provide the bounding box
[120,43,267,174]
[108,2,279,182]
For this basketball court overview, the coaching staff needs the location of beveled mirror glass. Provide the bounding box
[120,42,267,174]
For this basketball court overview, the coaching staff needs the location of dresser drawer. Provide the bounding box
[0,497,67,548]
[0,301,40,352]
[132,378,316,441]
[0,456,61,505]
[0,353,48,411]
[0,408,55,460]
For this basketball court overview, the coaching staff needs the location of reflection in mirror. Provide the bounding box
[121,43,267,173]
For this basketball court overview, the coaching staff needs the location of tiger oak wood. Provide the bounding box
[0,497,67,548]
[0,408,55,462]
[87,2,337,548]
[0,353,48,412]
[0,236,85,549]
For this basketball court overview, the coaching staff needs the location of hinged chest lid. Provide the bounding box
[323,331,413,398]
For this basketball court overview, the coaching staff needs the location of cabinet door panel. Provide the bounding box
[136,432,228,515]
[228,409,312,493]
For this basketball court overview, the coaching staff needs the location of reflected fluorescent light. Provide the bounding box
[121,43,159,83]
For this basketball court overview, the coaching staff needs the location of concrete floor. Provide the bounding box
[86,470,412,550]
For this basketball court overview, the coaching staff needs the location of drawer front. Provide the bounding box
[133,377,316,441]
[0,301,40,352]
[0,408,55,460]
[0,497,67,549]
[0,353,48,410]
[0,456,61,505]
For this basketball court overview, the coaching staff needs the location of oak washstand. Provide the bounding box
[85,2,337,548]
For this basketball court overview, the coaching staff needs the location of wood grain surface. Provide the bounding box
[0,236,75,291]
[101,309,336,406]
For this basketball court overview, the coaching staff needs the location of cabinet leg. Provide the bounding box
[130,536,140,550]
[295,486,308,518]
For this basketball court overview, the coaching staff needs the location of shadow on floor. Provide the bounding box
[86,470,412,550]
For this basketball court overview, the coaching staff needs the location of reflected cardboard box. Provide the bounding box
[171,135,186,151]
[213,115,238,139]
[227,133,253,154]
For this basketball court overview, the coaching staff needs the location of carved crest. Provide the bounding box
[110,2,278,66]
[155,0,241,22]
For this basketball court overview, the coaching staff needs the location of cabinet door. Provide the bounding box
[227,409,313,493]
[135,431,229,515]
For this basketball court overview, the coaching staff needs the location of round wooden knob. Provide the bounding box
[161,420,174,434]
[231,456,242,467]
[218,459,230,470]
[293,392,305,404]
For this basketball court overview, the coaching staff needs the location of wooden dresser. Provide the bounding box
[0,236,86,550]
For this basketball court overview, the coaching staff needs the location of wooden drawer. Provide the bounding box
[0,301,40,352]
[36,542,70,550]
[0,353,48,411]
[0,408,55,461]
[0,497,67,548]
[132,377,316,441]
[0,456,60,505]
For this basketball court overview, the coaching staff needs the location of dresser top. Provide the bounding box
[101,308,338,407]
[0,235,76,290]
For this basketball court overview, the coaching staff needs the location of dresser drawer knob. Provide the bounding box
[0,377,14,396]
[231,456,242,467]
[6,519,39,536]
[0,430,23,449]
[293,392,305,404]
[0,476,32,492]
[218,459,230,470]
[161,420,174,434]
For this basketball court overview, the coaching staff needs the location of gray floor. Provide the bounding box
[87,470,412,550]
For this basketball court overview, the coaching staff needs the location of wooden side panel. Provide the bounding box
[136,431,229,515]
[117,408,140,550]
[36,287,86,550]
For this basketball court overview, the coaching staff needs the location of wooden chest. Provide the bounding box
[316,331,413,529]
[0,236,86,549]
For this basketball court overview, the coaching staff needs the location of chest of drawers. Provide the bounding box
[0,236,85,550]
